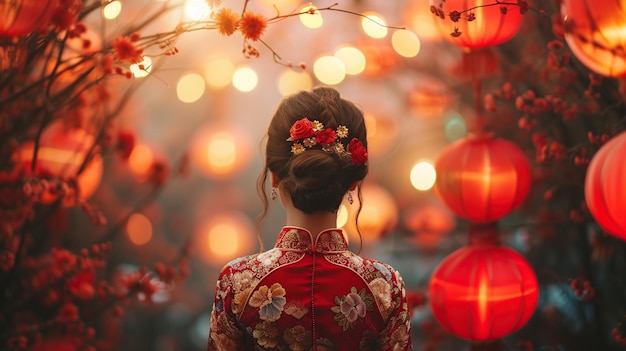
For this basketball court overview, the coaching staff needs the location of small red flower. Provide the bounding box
[348,138,368,166]
[215,8,239,36]
[239,12,267,41]
[315,128,337,146]
[112,36,144,64]
[288,118,316,140]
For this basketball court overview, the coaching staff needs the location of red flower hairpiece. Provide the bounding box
[287,117,367,166]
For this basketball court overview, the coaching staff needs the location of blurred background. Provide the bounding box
[3,0,626,350]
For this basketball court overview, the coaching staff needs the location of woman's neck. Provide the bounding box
[284,206,338,239]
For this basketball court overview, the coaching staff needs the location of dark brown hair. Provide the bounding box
[256,87,368,242]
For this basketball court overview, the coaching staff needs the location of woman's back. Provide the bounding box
[207,227,412,351]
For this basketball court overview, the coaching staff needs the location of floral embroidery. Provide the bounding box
[369,277,392,314]
[252,321,281,348]
[232,287,251,314]
[249,283,287,322]
[284,301,309,319]
[331,287,374,330]
[388,324,410,350]
[258,249,282,266]
[209,311,243,350]
[283,325,312,351]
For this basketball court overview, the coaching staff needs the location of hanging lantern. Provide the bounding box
[431,0,524,49]
[561,0,626,77]
[584,131,626,240]
[0,0,59,37]
[434,133,531,223]
[428,226,539,341]
[405,203,455,251]
[17,122,103,206]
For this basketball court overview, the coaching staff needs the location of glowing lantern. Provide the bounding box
[196,212,256,265]
[431,0,524,49]
[189,125,253,180]
[0,0,59,37]
[434,133,531,223]
[18,122,103,206]
[584,131,626,240]
[428,240,539,341]
[409,87,450,118]
[405,203,455,250]
[562,0,626,77]
[339,183,398,243]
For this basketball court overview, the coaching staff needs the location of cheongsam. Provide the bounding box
[207,226,412,351]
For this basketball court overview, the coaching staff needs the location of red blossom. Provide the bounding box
[116,129,136,159]
[348,138,368,166]
[56,302,79,323]
[449,11,461,22]
[315,128,337,146]
[289,118,316,140]
[112,36,144,64]
[239,12,267,41]
[52,248,77,274]
[67,270,96,300]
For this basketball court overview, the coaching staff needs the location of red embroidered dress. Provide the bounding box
[207,227,412,351]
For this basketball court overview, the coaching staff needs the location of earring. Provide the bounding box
[270,187,278,200]
[347,191,353,205]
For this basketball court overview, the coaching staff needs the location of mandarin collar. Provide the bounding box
[274,226,349,253]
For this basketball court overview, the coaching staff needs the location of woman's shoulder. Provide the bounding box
[219,252,261,274]
[328,251,405,285]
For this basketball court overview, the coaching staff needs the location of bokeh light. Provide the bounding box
[190,125,253,179]
[196,212,256,265]
[103,1,122,20]
[335,46,366,75]
[362,12,388,38]
[404,0,443,42]
[256,0,301,13]
[126,213,153,246]
[130,56,152,78]
[299,5,323,29]
[232,66,258,92]
[128,143,154,179]
[364,113,399,157]
[340,183,398,243]
[392,30,421,57]
[205,57,234,89]
[444,111,467,142]
[278,69,313,96]
[410,161,437,191]
[184,0,211,21]
[313,55,346,85]
[176,73,206,103]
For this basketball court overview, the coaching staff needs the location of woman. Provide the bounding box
[207,87,412,351]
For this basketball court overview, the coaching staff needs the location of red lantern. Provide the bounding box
[434,133,531,223]
[432,0,524,49]
[584,131,626,240]
[428,240,539,340]
[561,0,626,77]
[0,0,59,37]
[17,122,103,206]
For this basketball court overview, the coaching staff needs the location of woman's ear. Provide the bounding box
[271,172,281,187]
